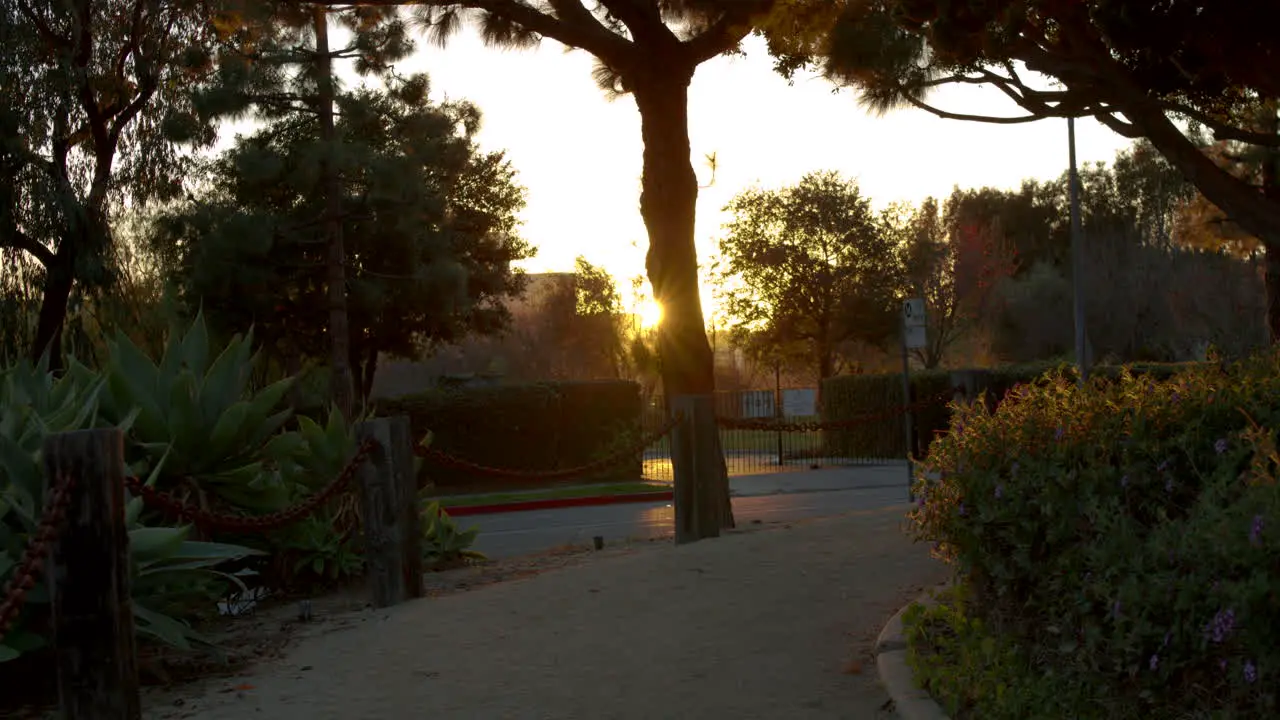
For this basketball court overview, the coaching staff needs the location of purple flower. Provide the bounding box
[1220,658,1229,672]
[1162,631,1171,647]
[1165,477,1174,493]
[1149,654,1159,671]
[1120,474,1130,489]
[1054,426,1065,441]
[1250,515,1265,546]
[1245,660,1258,684]
[1112,599,1122,618]
[1158,459,1170,472]
[958,502,967,517]
[917,496,926,509]
[1205,608,1236,644]
[1215,438,1229,455]
[994,483,1004,500]
[1011,462,1020,478]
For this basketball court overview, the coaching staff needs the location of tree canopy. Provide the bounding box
[715,170,899,387]
[1,0,218,365]
[771,0,1280,337]
[152,76,530,403]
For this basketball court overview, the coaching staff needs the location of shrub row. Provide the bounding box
[820,362,1203,459]
[909,356,1280,717]
[377,380,643,490]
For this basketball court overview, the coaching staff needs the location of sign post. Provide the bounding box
[901,298,927,499]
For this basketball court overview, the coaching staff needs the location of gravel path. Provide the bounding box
[144,505,945,720]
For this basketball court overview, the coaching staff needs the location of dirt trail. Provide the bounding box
[143,506,945,720]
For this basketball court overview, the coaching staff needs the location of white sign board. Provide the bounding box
[782,388,817,417]
[904,324,928,350]
[903,298,927,328]
[741,390,775,418]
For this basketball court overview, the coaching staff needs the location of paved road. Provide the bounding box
[468,484,910,559]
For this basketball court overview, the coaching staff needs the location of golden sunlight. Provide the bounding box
[637,298,664,329]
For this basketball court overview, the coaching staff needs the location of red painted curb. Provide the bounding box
[443,490,674,517]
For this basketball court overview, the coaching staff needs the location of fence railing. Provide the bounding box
[641,387,957,482]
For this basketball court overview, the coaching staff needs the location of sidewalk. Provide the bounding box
[143,505,945,720]
[728,463,910,497]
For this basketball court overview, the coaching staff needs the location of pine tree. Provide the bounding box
[194,2,416,417]
[153,73,531,407]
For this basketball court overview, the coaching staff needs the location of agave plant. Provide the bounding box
[420,500,486,569]
[0,356,260,662]
[96,312,309,513]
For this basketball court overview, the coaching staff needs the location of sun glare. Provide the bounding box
[637,299,664,329]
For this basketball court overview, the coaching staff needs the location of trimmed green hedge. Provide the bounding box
[376,380,642,490]
[821,362,1206,460]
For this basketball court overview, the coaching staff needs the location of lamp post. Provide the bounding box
[1068,117,1090,385]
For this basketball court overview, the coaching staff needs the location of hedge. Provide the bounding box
[907,354,1280,717]
[821,361,1206,460]
[376,379,642,490]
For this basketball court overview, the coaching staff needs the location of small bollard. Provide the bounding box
[593,536,604,550]
[298,600,313,622]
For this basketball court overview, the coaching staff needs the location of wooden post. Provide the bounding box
[356,416,423,608]
[44,429,140,720]
[670,395,722,544]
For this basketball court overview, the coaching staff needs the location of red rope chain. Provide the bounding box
[0,474,76,645]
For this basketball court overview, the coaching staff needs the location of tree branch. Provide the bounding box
[339,0,633,66]
[0,229,57,267]
[597,0,673,46]
[682,4,765,66]
[1159,100,1280,147]
[900,94,1051,125]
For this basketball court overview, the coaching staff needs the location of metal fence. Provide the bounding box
[641,388,904,482]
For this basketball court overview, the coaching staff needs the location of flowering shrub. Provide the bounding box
[911,354,1280,716]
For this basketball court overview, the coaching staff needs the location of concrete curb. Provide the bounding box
[875,586,951,720]
[443,490,673,517]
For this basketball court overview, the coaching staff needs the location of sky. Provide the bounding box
[393,27,1132,321]
[233,21,1130,325]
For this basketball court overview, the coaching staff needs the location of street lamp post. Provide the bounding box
[1068,117,1090,385]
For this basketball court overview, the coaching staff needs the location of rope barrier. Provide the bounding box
[414,413,682,482]
[0,474,76,644]
[121,438,378,533]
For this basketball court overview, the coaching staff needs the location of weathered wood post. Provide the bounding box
[44,429,140,720]
[355,416,423,608]
[670,395,722,544]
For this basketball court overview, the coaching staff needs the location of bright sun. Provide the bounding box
[637,299,664,329]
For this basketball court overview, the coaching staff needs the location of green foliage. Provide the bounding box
[0,354,260,663]
[1,0,216,362]
[821,362,1201,459]
[379,380,642,490]
[910,354,1280,717]
[821,369,952,459]
[92,312,305,512]
[420,500,485,569]
[905,585,1102,719]
[716,170,901,381]
[159,9,531,400]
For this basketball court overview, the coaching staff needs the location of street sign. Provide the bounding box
[904,324,928,350]
[903,298,926,328]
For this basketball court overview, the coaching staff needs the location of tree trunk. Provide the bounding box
[313,9,355,419]
[1261,99,1280,343]
[30,244,75,371]
[633,73,733,536]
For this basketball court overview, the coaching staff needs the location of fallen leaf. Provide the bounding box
[842,660,864,675]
